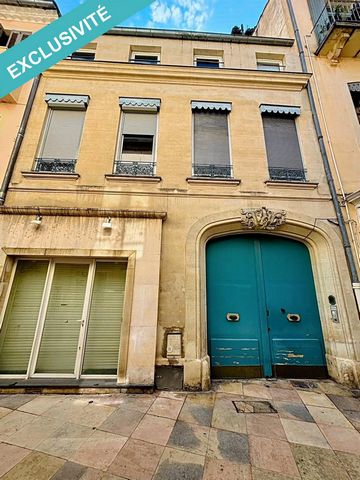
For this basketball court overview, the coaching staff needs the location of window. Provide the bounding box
[261,105,305,182]
[257,62,282,71]
[115,98,160,176]
[192,101,232,178]
[196,58,221,68]
[0,260,127,378]
[349,83,360,124]
[67,51,95,61]
[34,94,89,174]
[130,51,160,64]
[6,31,30,48]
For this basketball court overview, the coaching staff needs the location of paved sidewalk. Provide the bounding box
[0,379,359,479]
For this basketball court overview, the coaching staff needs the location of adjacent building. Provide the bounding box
[0,0,59,193]
[0,20,359,390]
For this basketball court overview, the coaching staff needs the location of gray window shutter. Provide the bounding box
[122,112,157,136]
[194,112,230,166]
[262,116,303,170]
[40,109,85,160]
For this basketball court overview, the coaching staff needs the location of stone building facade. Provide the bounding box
[0,24,359,390]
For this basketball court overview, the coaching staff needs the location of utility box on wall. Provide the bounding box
[166,331,182,358]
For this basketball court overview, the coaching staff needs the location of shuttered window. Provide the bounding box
[39,109,85,160]
[262,115,305,181]
[0,260,49,374]
[35,264,89,374]
[82,262,127,375]
[193,111,231,177]
[118,112,157,162]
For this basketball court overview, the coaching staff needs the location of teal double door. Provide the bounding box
[207,235,327,378]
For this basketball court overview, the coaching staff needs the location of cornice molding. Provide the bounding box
[0,206,167,220]
[45,62,311,92]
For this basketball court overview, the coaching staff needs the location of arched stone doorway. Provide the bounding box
[206,234,327,379]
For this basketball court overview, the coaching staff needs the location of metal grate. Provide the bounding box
[34,158,77,173]
[114,161,156,176]
[193,164,233,178]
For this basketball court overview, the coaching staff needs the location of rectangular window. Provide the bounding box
[196,58,221,68]
[262,115,305,182]
[257,62,282,71]
[115,112,157,176]
[67,51,95,61]
[193,109,232,178]
[130,51,160,65]
[6,31,30,48]
[0,260,127,378]
[349,86,360,124]
[35,95,89,174]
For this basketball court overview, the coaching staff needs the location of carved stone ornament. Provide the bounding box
[240,207,286,231]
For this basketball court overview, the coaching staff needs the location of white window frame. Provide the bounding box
[194,55,224,68]
[130,51,160,64]
[256,59,285,72]
[6,31,30,48]
[0,258,127,380]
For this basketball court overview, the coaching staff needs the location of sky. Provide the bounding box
[56,0,268,34]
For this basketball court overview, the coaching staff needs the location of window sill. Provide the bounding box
[22,172,80,180]
[187,177,241,186]
[265,180,318,189]
[105,174,162,183]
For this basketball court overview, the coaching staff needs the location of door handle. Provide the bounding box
[226,313,240,322]
[287,313,301,323]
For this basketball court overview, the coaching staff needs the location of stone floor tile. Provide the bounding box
[153,447,205,480]
[203,457,251,480]
[78,468,103,480]
[50,461,88,480]
[298,391,336,408]
[249,435,300,477]
[109,438,164,480]
[36,422,94,460]
[1,451,64,480]
[243,384,272,400]
[148,397,184,420]
[100,474,128,480]
[213,382,244,395]
[212,399,247,434]
[252,467,300,480]
[328,395,360,413]
[158,391,187,401]
[167,420,209,455]
[281,419,330,449]
[72,403,116,428]
[343,410,360,432]
[0,395,36,410]
[107,394,155,413]
[7,414,64,449]
[307,405,354,428]
[132,414,175,446]
[335,451,360,480]
[291,444,351,480]
[208,428,250,464]
[0,442,30,477]
[0,410,36,439]
[319,424,360,455]
[318,382,354,397]
[274,401,315,423]
[178,393,214,427]
[266,380,295,390]
[270,389,302,404]
[246,414,286,440]
[18,395,63,415]
[99,407,144,436]
[0,407,11,419]
[71,429,127,471]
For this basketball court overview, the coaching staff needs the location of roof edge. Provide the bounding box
[106,26,294,47]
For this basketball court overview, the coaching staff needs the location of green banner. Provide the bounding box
[0,0,154,99]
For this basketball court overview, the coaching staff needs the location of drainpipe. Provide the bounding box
[287,0,359,288]
[0,75,41,205]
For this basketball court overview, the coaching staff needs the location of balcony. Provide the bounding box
[34,158,77,173]
[193,164,233,178]
[268,167,307,182]
[114,161,156,176]
[310,1,360,58]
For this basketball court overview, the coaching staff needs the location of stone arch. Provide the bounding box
[184,207,360,390]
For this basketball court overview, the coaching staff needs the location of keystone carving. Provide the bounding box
[240,207,286,230]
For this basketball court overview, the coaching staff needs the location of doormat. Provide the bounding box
[233,400,277,414]
[290,380,319,390]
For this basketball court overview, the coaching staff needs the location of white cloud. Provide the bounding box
[148,0,214,31]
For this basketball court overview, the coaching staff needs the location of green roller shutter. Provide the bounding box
[0,260,49,374]
[82,262,127,375]
[35,263,89,374]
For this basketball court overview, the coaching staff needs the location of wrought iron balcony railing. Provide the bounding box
[114,161,156,176]
[269,167,307,182]
[310,0,360,44]
[193,164,233,178]
[34,158,77,173]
